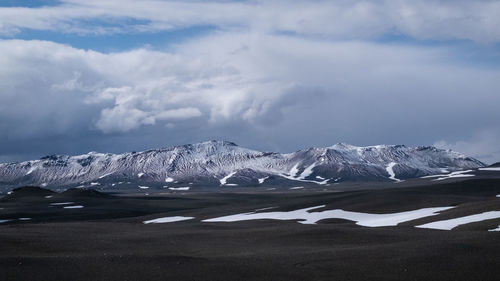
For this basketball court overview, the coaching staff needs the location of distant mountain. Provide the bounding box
[0,141,485,191]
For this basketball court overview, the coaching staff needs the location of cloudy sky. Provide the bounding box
[0,0,499,164]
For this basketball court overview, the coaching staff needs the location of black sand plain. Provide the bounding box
[1,175,499,281]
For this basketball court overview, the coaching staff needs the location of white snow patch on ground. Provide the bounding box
[90,182,100,186]
[489,225,500,232]
[165,177,175,183]
[143,216,194,224]
[497,194,500,198]
[203,205,454,226]
[0,219,11,223]
[266,188,276,191]
[479,167,500,171]
[225,184,238,186]
[169,187,190,191]
[44,195,53,199]
[40,183,47,187]
[421,170,475,181]
[258,176,269,184]
[138,186,149,189]
[386,162,401,182]
[18,218,31,221]
[137,172,145,178]
[416,211,500,230]
[220,171,237,185]
[50,202,74,206]
[316,176,326,180]
[290,186,304,190]
[255,206,278,212]
[63,205,84,209]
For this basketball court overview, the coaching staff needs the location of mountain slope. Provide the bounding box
[0,141,485,191]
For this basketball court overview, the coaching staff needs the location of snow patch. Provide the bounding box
[489,225,500,232]
[255,206,278,212]
[44,195,53,199]
[63,205,84,209]
[98,172,114,179]
[138,186,149,189]
[168,187,190,191]
[297,163,316,180]
[18,218,31,221]
[143,216,194,224]
[258,176,269,184]
[137,172,145,178]
[220,171,237,185]
[50,202,74,206]
[479,167,500,171]
[280,163,330,185]
[0,219,11,223]
[290,186,304,190]
[26,166,37,175]
[416,211,500,230]
[90,182,100,186]
[165,177,175,183]
[421,170,475,181]
[289,164,300,177]
[386,162,401,182]
[203,205,454,226]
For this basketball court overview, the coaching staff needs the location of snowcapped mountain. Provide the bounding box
[0,141,485,191]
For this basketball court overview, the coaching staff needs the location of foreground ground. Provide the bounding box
[0,178,499,281]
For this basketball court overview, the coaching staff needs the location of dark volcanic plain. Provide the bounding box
[1,176,500,281]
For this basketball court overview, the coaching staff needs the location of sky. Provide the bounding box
[0,0,499,164]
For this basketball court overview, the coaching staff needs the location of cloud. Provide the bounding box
[434,130,500,165]
[1,0,500,42]
[0,37,328,137]
[1,27,500,161]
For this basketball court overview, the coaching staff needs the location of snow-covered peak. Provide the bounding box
[0,141,485,190]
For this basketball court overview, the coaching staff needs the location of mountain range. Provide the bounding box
[0,140,485,192]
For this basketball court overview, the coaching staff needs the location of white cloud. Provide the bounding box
[1,1,500,42]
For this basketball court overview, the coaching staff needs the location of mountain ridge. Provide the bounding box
[0,140,485,191]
